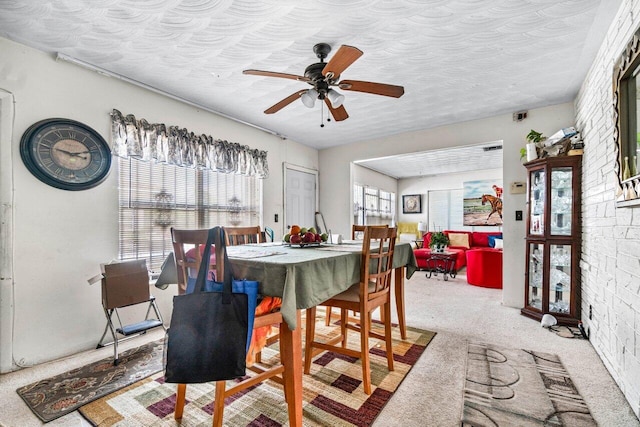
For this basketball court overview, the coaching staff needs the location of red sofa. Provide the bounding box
[414,230,502,273]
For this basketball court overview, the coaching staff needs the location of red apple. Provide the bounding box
[303,232,315,243]
[290,234,302,244]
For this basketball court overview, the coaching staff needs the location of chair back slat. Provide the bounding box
[352,224,366,240]
[352,224,388,240]
[170,228,216,295]
[361,226,397,298]
[224,226,265,246]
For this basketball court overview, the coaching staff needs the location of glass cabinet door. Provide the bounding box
[550,167,572,236]
[529,169,545,235]
[528,242,543,310]
[549,244,571,314]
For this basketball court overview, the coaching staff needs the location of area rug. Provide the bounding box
[79,321,435,426]
[462,342,596,426]
[16,339,164,423]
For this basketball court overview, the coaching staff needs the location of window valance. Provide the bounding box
[110,109,269,178]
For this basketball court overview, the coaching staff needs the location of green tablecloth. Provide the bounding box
[227,242,417,330]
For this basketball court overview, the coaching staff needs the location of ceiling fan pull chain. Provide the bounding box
[320,103,325,127]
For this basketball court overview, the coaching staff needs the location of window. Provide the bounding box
[119,158,261,270]
[613,26,640,205]
[379,190,394,217]
[353,183,396,225]
[364,187,379,217]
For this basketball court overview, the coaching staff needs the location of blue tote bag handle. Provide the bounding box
[189,227,258,352]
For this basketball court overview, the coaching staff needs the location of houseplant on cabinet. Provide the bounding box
[522,129,546,162]
[429,231,449,252]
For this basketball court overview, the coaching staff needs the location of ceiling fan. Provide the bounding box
[243,43,404,122]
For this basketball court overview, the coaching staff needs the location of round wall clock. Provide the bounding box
[20,118,112,191]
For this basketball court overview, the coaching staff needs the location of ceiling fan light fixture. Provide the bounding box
[301,89,318,108]
[327,89,345,108]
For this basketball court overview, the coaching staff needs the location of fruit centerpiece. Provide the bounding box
[283,225,328,247]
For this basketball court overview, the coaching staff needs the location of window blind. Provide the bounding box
[119,157,261,271]
[427,189,463,231]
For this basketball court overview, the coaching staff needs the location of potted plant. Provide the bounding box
[521,129,546,162]
[429,231,449,253]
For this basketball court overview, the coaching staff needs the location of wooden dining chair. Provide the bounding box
[224,225,265,246]
[326,224,388,325]
[224,225,280,363]
[170,228,285,427]
[305,226,397,395]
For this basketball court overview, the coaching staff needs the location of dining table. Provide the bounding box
[225,240,417,426]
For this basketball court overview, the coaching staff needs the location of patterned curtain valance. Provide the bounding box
[110,109,269,178]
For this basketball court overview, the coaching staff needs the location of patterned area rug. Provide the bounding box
[462,342,596,426]
[16,339,164,422]
[79,321,435,426]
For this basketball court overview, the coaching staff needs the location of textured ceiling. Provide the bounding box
[0,0,620,151]
[356,141,504,179]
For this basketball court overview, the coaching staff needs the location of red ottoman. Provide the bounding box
[465,248,503,288]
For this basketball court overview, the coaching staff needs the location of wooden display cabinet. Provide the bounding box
[521,155,582,326]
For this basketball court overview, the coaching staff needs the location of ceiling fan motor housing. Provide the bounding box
[304,63,331,98]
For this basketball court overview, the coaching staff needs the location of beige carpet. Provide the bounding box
[79,322,435,426]
[462,342,596,426]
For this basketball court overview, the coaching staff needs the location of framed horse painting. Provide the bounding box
[463,179,503,226]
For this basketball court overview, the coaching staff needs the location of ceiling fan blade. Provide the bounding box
[243,69,309,82]
[324,98,349,121]
[338,80,404,98]
[264,90,307,114]
[322,45,363,80]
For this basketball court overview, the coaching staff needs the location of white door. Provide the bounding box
[284,165,317,230]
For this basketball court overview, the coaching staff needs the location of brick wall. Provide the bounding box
[575,0,640,417]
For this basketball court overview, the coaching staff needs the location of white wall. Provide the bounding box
[574,1,640,417]
[319,103,576,310]
[0,38,317,370]
[398,167,502,227]
[352,163,397,193]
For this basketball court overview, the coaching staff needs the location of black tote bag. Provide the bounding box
[164,227,249,383]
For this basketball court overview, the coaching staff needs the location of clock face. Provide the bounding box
[20,118,112,191]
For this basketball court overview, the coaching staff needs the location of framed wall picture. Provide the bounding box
[403,194,422,213]
[463,179,503,226]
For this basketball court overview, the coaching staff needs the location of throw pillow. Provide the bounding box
[488,235,500,247]
[448,232,470,249]
[423,232,432,247]
[472,232,490,247]
[494,238,503,249]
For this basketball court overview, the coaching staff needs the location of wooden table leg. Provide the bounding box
[394,266,407,340]
[280,310,303,426]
